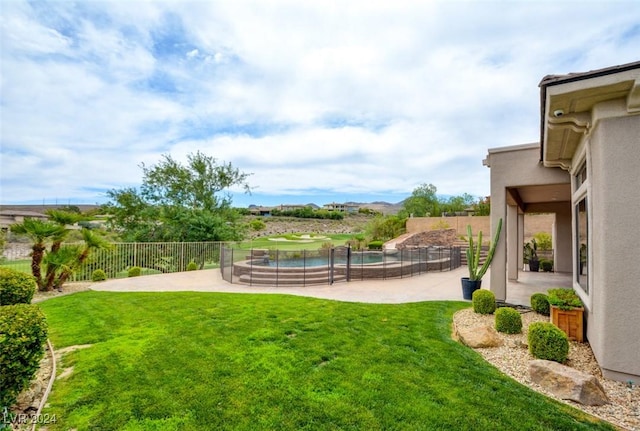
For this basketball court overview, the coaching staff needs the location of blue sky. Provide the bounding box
[1,1,639,208]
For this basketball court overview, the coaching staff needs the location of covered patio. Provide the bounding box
[505,270,572,306]
[483,143,572,303]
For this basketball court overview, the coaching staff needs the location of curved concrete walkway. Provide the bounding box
[91,267,474,304]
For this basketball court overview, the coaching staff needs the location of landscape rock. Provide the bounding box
[456,324,503,348]
[529,359,609,406]
[394,229,457,249]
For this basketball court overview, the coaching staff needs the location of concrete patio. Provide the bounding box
[91,266,572,306]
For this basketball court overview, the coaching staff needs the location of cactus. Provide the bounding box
[467,218,502,281]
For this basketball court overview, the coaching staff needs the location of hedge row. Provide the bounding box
[0,268,49,410]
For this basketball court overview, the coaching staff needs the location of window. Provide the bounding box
[576,197,588,293]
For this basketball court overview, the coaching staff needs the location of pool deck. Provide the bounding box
[91,267,572,305]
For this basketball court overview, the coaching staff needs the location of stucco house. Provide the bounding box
[484,61,640,382]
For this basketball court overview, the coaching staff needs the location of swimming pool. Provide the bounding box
[222,246,462,286]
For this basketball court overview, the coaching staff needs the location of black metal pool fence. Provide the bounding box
[221,246,462,287]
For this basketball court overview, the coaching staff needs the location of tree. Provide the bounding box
[10,210,109,291]
[441,193,476,215]
[365,215,406,242]
[10,218,67,291]
[401,183,440,217]
[106,151,252,242]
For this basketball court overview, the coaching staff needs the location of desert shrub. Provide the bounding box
[186,261,198,271]
[472,289,496,315]
[91,269,107,282]
[128,266,142,277]
[528,322,569,363]
[540,259,553,272]
[249,219,266,231]
[0,267,37,305]
[495,307,522,334]
[530,293,550,316]
[0,304,48,409]
[368,241,383,250]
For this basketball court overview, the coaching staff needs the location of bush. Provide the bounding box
[91,269,107,282]
[528,322,569,363]
[186,261,198,271]
[0,267,37,305]
[249,219,266,231]
[472,289,496,315]
[368,241,383,250]
[533,232,552,251]
[0,304,48,409]
[128,266,142,277]
[530,293,550,316]
[495,307,522,334]
[540,259,553,272]
[547,288,582,310]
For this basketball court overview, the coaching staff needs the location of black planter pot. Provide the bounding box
[461,277,482,300]
[529,259,540,272]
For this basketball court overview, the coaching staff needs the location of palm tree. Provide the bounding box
[42,210,82,290]
[10,218,67,291]
[53,229,111,290]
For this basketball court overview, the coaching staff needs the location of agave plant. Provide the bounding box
[467,218,503,281]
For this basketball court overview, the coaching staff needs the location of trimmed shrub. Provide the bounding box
[186,261,198,271]
[0,267,37,305]
[0,304,48,408]
[495,307,522,334]
[91,269,107,282]
[472,289,496,315]
[540,259,554,272]
[368,241,383,250]
[128,266,142,277]
[528,322,569,363]
[530,293,550,316]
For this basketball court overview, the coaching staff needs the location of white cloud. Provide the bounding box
[2,0,640,206]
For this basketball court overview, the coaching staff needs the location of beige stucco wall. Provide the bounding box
[586,112,640,380]
[406,214,555,240]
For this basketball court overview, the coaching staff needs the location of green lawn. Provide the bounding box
[240,233,355,251]
[38,292,613,431]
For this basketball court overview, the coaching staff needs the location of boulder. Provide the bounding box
[529,359,609,406]
[456,324,503,348]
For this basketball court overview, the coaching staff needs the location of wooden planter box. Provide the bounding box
[550,305,584,342]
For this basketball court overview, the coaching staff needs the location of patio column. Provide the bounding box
[489,190,507,301]
[554,205,572,273]
[507,204,519,281]
[518,213,524,272]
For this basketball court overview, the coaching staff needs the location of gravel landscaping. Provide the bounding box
[453,307,639,431]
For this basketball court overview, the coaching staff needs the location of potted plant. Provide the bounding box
[461,218,502,300]
[524,239,540,272]
[547,288,584,342]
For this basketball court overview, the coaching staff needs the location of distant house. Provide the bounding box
[322,202,359,213]
[247,205,273,216]
[0,209,49,231]
[484,61,640,382]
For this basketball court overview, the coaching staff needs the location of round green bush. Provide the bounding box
[368,241,383,250]
[540,259,554,272]
[0,267,37,305]
[91,269,107,282]
[472,289,496,315]
[0,304,48,409]
[530,293,550,316]
[528,322,569,363]
[128,266,142,277]
[186,261,198,271]
[495,307,522,334]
